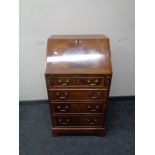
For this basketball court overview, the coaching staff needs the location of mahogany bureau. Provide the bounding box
[45,35,112,136]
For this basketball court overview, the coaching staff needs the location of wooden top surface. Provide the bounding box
[49,35,108,39]
[45,35,112,75]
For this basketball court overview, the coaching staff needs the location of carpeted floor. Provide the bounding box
[19,98,135,155]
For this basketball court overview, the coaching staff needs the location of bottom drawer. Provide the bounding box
[52,114,104,127]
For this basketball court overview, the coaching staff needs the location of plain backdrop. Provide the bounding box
[19,0,135,101]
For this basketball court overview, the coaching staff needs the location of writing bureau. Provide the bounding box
[45,35,112,136]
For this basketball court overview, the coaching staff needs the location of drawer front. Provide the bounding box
[52,102,106,113]
[48,89,109,101]
[46,76,111,88]
[52,115,104,127]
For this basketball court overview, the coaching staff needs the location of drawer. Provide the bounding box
[48,89,109,101]
[46,76,111,88]
[51,102,106,113]
[52,114,104,127]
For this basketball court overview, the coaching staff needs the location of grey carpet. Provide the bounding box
[19,98,135,155]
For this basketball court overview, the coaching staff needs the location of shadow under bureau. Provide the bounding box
[45,35,112,136]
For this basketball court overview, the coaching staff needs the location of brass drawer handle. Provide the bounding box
[91,96,99,99]
[58,118,70,125]
[59,109,68,112]
[74,40,82,44]
[58,79,69,86]
[90,83,96,86]
[88,92,102,99]
[56,92,69,99]
[89,109,97,112]
[87,118,98,125]
[87,105,100,112]
[59,96,66,99]
[87,79,99,86]
[57,105,69,112]
[61,122,69,125]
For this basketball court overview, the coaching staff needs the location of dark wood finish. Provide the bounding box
[52,114,104,127]
[45,35,112,136]
[46,76,111,89]
[52,127,106,137]
[45,35,112,74]
[48,89,109,101]
[51,102,106,113]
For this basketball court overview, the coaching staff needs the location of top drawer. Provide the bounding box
[45,75,111,89]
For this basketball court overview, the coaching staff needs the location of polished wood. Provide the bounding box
[45,35,112,74]
[45,35,112,136]
[48,89,109,101]
[46,75,111,89]
[51,102,106,113]
[52,114,105,127]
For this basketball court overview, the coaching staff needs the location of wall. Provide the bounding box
[19,0,135,101]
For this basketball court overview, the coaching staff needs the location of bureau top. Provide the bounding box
[45,35,112,75]
[49,35,108,39]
